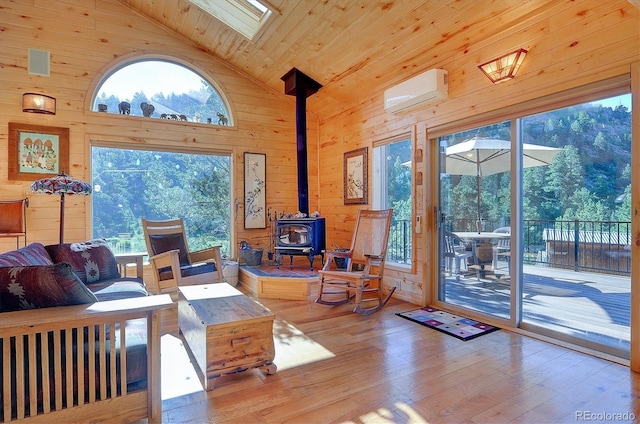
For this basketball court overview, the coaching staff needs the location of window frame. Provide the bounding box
[89,56,233,126]
[89,139,234,258]
[188,0,274,40]
[372,130,415,271]
[429,75,633,361]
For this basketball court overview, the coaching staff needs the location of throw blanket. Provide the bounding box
[70,238,111,252]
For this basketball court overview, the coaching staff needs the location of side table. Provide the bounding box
[114,252,146,279]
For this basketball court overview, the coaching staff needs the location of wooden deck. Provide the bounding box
[443,264,631,353]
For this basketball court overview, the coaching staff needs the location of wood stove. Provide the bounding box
[275,217,325,270]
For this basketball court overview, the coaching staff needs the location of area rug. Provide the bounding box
[396,306,499,341]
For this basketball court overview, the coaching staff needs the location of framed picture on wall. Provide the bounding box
[344,147,368,205]
[8,122,69,181]
[244,152,267,229]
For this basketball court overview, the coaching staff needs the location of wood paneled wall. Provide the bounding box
[0,0,316,254]
[316,0,639,305]
[0,0,638,309]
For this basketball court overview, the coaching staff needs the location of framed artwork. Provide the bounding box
[8,122,69,181]
[344,147,368,205]
[244,152,266,229]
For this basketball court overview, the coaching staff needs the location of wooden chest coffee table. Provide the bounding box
[178,283,277,390]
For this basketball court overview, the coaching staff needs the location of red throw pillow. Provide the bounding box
[0,263,98,312]
[45,239,120,284]
[0,242,54,267]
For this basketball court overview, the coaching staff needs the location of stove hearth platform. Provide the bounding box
[238,262,320,301]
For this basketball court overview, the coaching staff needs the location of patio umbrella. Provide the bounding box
[445,136,562,230]
[30,171,92,243]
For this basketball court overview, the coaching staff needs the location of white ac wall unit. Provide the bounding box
[384,69,448,113]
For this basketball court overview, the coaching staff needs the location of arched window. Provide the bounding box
[91,59,231,125]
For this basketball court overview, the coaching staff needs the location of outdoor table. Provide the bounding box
[453,232,511,276]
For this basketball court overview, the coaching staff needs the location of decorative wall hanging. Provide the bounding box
[8,123,69,181]
[244,152,266,229]
[344,147,368,205]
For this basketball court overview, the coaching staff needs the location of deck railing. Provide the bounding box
[447,219,631,276]
[103,218,630,276]
[388,218,412,264]
[526,219,631,275]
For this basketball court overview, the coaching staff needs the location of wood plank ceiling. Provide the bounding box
[118,0,561,119]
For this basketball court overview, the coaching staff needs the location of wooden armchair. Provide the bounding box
[316,209,395,315]
[142,218,223,299]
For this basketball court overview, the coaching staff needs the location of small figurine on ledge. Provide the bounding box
[140,102,155,117]
[217,112,228,125]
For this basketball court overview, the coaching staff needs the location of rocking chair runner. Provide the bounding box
[316,209,395,315]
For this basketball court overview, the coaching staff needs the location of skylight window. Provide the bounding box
[189,0,273,40]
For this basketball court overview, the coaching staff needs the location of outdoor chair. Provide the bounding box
[142,218,223,298]
[316,209,395,315]
[492,226,511,271]
[0,198,29,249]
[444,231,474,276]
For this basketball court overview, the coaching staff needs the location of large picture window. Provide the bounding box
[91,146,232,257]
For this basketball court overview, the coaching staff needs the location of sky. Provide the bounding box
[590,93,632,111]
[97,61,206,100]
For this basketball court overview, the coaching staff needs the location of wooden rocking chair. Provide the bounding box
[316,209,395,315]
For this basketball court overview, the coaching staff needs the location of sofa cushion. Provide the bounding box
[87,277,149,301]
[147,233,191,266]
[0,263,98,312]
[0,242,54,267]
[158,262,216,281]
[45,239,120,284]
[0,318,149,418]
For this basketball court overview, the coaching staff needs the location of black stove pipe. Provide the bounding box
[295,83,309,214]
[281,68,322,215]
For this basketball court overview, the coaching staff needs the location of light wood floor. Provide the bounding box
[155,285,640,424]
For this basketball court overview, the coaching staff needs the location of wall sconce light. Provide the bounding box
[478,48,528,84]
[22,92,56,114]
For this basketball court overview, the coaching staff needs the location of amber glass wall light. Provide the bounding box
[478,48,528,84]
[22,92,56,114]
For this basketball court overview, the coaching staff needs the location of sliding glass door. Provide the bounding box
[519,95,632,357]
[437,92,632,358]
[438,122,513,320]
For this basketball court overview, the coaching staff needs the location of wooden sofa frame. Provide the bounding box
[0,294,172,423]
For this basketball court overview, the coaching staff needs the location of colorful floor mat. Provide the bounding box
[396,306,499,341]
